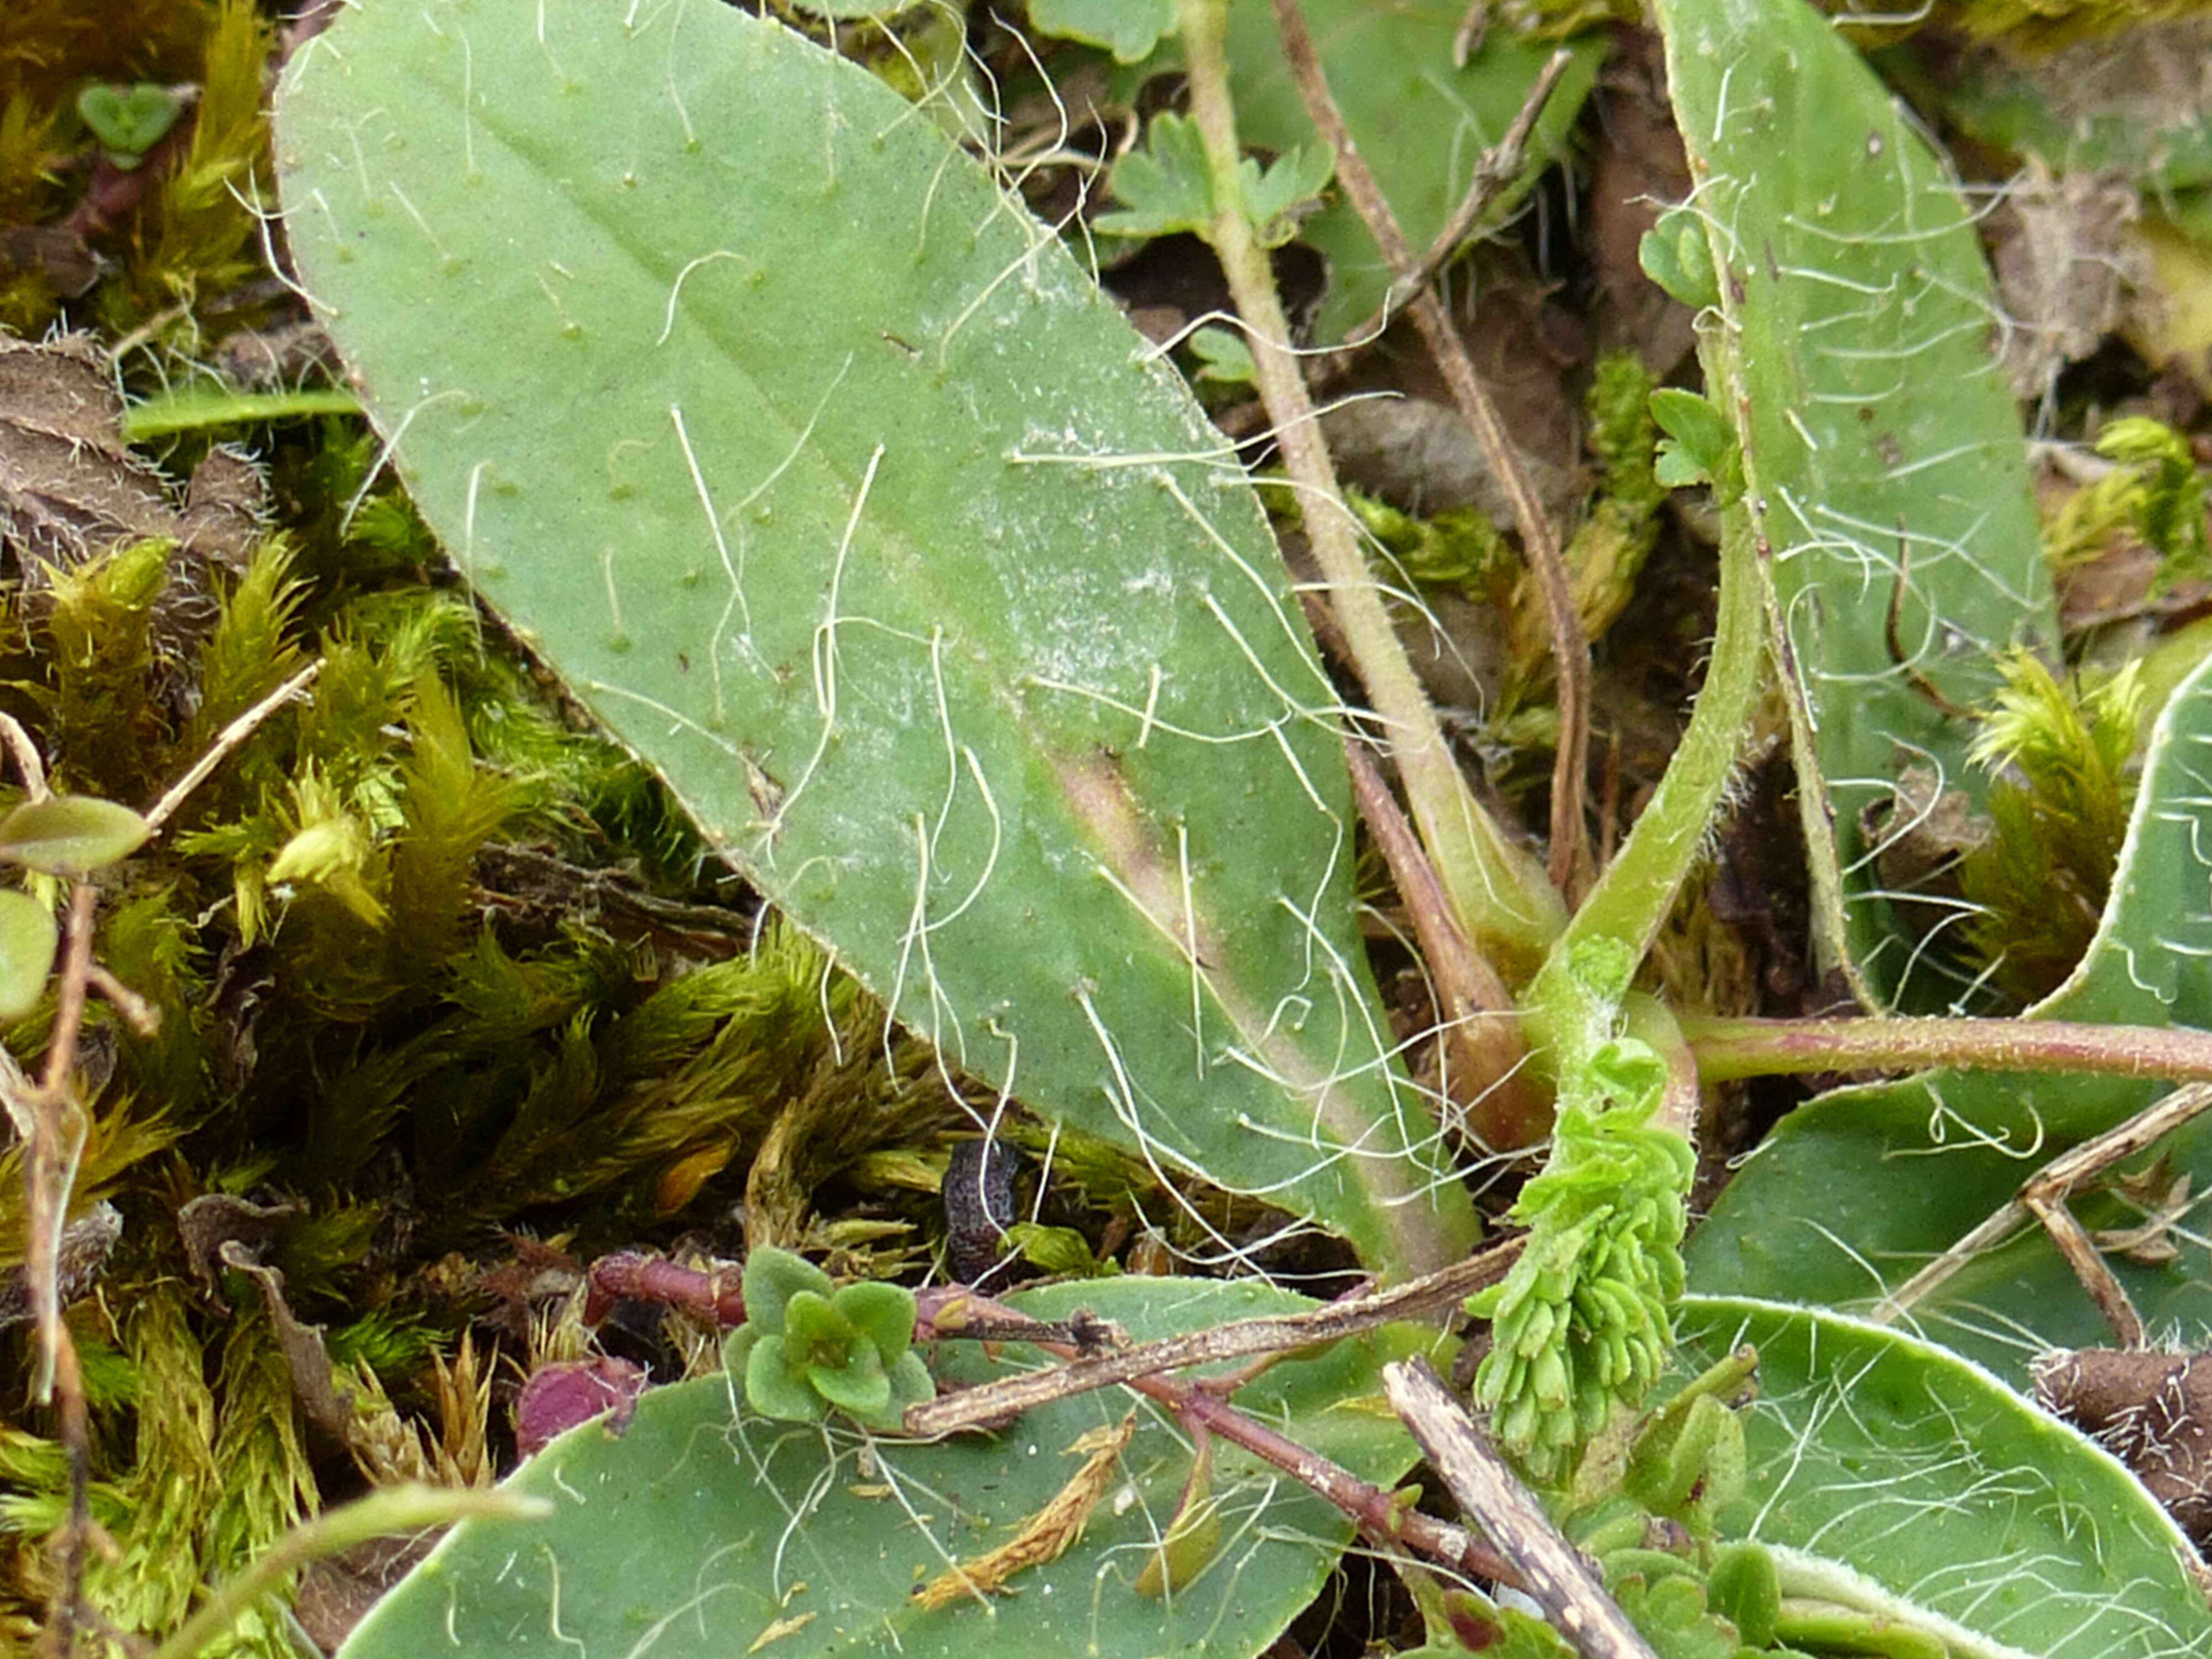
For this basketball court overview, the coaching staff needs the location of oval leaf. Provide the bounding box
[1676,1297,2210,1658]
[0,890,58,1022]
[0,795,152,875]
[1654,0,2059,1008]
[275,0,1470,1272]
[1689,648,2212,1370]
[336,1277,1437,1659]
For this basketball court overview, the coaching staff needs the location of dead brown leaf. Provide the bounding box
[911,1411,1136,1609]
[0,330,266,589]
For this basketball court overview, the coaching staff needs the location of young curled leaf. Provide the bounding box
[1134,1429,1222,1597]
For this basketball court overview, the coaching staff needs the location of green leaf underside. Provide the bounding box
[334,1278,1435,1659]
[1656,0,2058,1008]
[1675,1298,2209,1659]
[276,0,1471,1271]
[1687,648,2212,1371]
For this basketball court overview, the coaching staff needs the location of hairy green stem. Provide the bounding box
[1684,1013,2212,1085]
[147,1485,548,1659]
[1520,499,1761,1071]
[1173,0,1563,980]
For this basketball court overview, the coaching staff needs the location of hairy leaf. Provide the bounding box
[1688,647,2212,1371]
[1676,1297,2210,1658]
[275,0,1472,1271]
[335,1277,1436,1659]
[1654,0,2060,1008]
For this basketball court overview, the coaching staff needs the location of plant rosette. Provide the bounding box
[723,1246,932,1430]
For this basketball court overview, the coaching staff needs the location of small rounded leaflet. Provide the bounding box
[0,795,150,877]
[0,890,57,1022]
[75,82,184,170]
[722,1245,931,1430]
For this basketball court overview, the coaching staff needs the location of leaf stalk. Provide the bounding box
[1172,0,1564,980]
[1684,1013,2212,1086]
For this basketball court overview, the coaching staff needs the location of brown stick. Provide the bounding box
[1340,48,1574,359]
[907,1237,1524,1436]
[1385,1355,1661,1659]
[1274,0,1590,900]
[2,883,105,1656]
[1877,1081,2212,1344]
[909,1279,1528,1589]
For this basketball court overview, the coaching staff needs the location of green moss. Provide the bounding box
[1959,653,2144,1001]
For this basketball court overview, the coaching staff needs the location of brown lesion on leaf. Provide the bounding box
[1050,746,1220,973]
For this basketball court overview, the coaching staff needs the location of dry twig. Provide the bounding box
[1386,1355,1661,1659]
[1877,1081,2212,1347]
[1274,0,1590,899]
[907,1234,1524,1435]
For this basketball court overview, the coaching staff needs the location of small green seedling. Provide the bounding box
[76,82,185,171]
[723,1246,932,1430]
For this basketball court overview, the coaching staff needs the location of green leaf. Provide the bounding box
[742,1246,835,1337]
[742,1332,829,1423]
[1206,0,1603,343]
[808,1341,892,1421]
[1653,0,2060,1008]
[1098,111,1215,240]
[1636,207,1719,311]
[884,1349,933,1418]
[833,1280,917,1365]
[1647,389,1733,493]
[1187,325,1255,384]
[1241,142,1334,250]
[1688,646,2212,1369]
[76,82,182,166]
[1100,116,1327,249]
[0,890,57,1023]
[1675,1298,2210,1658]
[0,796,152,876]
[276,0,1471,1272]
[1029,0,1177,64]
[335,1277,1436,1659]
[1703,1542,1778,1648]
